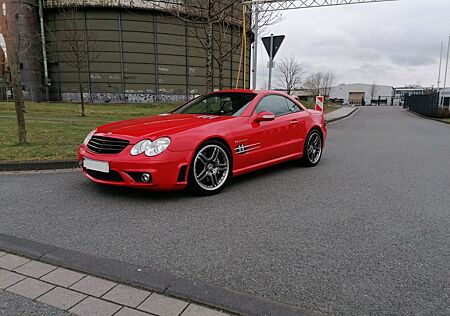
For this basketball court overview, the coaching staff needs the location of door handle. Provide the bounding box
[290,120,299,125]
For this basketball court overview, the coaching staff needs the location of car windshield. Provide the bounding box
[173,92,256,116]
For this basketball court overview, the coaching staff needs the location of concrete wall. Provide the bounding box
[44,7,250,103]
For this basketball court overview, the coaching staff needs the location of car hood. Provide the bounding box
[96,113,233,142]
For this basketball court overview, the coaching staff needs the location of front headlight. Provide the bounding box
[130,137,171,157]
[83,130,96,145]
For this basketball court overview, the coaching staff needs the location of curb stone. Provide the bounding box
[325,107,358,123]
[0,233,324,316]
[405,109,450,125]
[0,160,78,172]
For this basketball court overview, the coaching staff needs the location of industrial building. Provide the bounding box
[329,83,394,106]
[4,0,250,103]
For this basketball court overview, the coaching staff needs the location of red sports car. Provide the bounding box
[78,89,327,195]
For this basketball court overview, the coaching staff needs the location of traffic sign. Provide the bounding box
[262,35,285,59]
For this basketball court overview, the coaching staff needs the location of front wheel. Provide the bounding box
[301,130,323,167]
[188,141,231,195]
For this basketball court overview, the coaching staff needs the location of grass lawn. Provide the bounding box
[0,102,177,161]
[300,100,341,114]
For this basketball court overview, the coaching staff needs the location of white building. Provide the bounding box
[439,88,450,110]
[329,83,394,105]
[393,86,425,105]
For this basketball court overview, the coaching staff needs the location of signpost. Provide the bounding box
[262,34,285,89]
[315,96,324,112]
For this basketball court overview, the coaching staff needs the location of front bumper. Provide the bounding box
[78,145,193,191]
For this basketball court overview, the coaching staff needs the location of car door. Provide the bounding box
[283,97,309,153]
[239,94,296,165]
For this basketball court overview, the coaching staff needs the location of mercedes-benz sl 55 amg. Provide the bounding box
[78,89,327,195]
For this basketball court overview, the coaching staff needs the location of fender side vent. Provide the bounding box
[177,165,188,182]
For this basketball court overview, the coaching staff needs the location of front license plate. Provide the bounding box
[83,158,109,173]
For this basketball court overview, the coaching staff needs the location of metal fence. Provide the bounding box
[405,93,439,117]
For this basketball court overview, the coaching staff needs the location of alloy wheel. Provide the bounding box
[193,144,230,191]
[307,132,322,164]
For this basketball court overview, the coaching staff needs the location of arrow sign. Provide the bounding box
[262,35,285,59]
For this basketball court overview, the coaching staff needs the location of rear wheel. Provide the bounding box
[188,141,231,195]
[301,129,323,167]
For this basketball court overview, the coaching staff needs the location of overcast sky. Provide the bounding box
[255,0,450,89]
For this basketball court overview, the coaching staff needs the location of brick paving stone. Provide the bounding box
[182,304,229,316]
[69,296,121,316]
[41,267,85,287]
[115,307,152,316]
[102,284,151,308]
[0,254,30,270]
[0,269,26,289]
[70,275,116,297]
[37,286,87,310]
[6,278,54,299]
[138,293,188,316]
[14,260,57,278]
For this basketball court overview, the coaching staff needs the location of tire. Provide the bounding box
[301,129,323,167]
[188,140,232,196]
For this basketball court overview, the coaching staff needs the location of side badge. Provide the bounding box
[236,144,246,154]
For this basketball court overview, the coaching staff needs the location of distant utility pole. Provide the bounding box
[438,41,443,89]
[251,4,259,90]
[444,35,450,88]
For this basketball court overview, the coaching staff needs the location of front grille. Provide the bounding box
[87,135,130,154]
[84,169,123,182]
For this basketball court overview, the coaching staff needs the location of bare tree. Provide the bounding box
[276,56,304,95]
[304,71,336,97]
[158,1,279,91]
[212,16,242,90]
[0,0,31,144]
[370,81,379,103]
[52,8,99,116]
[322,71,335,97]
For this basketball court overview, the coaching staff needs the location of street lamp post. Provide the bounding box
[438,42,443,89]
[251,4,259,90]
[444,35,450,88]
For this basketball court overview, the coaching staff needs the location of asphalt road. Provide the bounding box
[1,107,450,315]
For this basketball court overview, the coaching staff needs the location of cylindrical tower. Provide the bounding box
[43,0,251,103]
[10,0,44,101]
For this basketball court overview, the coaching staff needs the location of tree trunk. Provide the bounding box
[205,19,214,92]
[10,61,27,144]
[4,34,27,144]
[77,70,85,117]
[218,57,224,90]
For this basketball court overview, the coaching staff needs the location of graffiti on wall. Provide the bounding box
[60,92,188,103]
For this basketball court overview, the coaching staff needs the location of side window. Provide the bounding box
[284,97,302,113]
[255,95,290,116]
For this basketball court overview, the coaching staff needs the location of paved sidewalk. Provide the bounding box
[325,106,358,122]
[0,251,229,316]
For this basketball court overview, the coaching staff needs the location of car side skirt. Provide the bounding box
[232,152,302,177]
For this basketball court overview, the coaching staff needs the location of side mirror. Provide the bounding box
[255,111,275,123]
